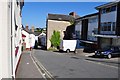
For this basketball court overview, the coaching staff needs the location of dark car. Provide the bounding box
[95,47,120,59]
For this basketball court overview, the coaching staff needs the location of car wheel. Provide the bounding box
[107,54,112,59]
[66,49,70,53]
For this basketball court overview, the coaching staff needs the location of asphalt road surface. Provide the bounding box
[32,49,119,79]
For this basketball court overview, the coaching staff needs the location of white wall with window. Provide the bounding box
[0,0,23,78]
[88,16,98,41]
[100,5,117,35]
[0,1,12,78]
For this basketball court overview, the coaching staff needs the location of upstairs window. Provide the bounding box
[107,22,111,31]
[101,8,106,14]
[101,22,116,31]
[101,5,117,14]
[104,23,108,31]
[100,23,104,31]
[111,5,116,11]
[112,22,116,31]
[106,7,111,13]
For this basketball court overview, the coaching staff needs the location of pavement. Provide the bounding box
[16,51,43,79]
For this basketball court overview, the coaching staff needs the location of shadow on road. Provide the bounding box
[85,58,120,64]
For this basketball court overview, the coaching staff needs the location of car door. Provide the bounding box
[113,47,119,55]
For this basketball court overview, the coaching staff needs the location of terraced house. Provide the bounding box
[95,1,120,49]
[0,0,24,79]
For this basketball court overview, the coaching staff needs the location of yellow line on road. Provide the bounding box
[31,50,55,80]
[30,51,46,79]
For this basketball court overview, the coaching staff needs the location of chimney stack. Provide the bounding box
[25,25,29,31]
[31,26,34,32]
[69,12,76,18]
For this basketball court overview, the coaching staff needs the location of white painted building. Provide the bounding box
[30,33,36,48]
[0,0,24,79]
[22,26,36,50]
[22,29,31,50]
[95,1,120,49]
[38,32,46,47]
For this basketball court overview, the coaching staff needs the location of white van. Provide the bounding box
[59,40,77,53]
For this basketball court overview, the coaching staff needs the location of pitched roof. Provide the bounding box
[22,25,41,36]
[47,13,75,22]
[34,32,41,36]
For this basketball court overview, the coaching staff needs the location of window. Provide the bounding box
[89,17,97,23]
[101,5,117,14]
[111,5,116,12]
[104,23,108,31]
[101,22,116,31]
[101,23,104,31]
[112,22,116,31]
[101,8,106,14]
[107,22,111,31]
[76,31,80,39]
[106,7,111,13]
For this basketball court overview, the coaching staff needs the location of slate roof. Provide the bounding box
[34,32,41,36]
[47,13,75,22]
[22,25,41,36]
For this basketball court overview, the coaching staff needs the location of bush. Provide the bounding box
[50,30,61,48]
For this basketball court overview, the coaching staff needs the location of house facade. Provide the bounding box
[22,25,36,50]
[46,13,75,49]
[95,1,120,49]
[0,0,24,79]
[38,32,46,48]
[75,13,98,51]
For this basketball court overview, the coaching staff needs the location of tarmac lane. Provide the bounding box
[32,49,119,79]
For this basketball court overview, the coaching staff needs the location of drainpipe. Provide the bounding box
[10,1,14,79]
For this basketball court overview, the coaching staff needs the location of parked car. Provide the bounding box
[95,46,120,59]
[59,40,77,53]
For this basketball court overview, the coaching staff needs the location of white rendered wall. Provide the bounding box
[0,1,12,78]
[22,30,30,49]
[101,11,117,23]
[14,1,22,74]
[30,34,36,48]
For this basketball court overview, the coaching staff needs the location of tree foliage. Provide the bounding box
[50,30,61,48]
